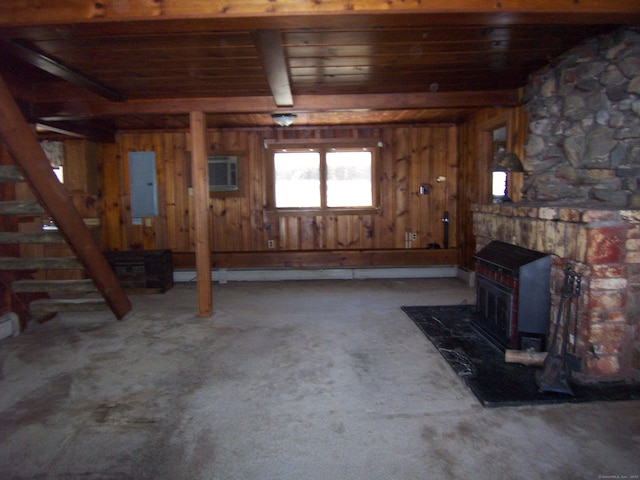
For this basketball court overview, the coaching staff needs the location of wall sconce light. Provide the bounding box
[436,175,446,183]
[491,151,524,172]
[271,113,297,127]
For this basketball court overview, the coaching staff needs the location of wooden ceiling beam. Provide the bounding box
[34,90,521,120]
[1,1,639,30]
[251,30,293,107]
[3,40,126,102]
[35,120,116,143]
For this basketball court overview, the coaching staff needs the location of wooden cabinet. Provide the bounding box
[104,249,173,293]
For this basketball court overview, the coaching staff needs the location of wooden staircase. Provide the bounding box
[0,164,111,323]
[0,74,131,327]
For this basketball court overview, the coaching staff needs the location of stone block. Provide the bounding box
[563,135,585,167]
[588,321,629,346]
[563,222,581,260]
[621,210,640,223]
[588,289,626,310]
[584,127,615,167]
[586,226,624,264]
[625,284,640,317]
[591,188,631,207]
[500,205,516,218]
[585,355,621,376]
[584,169,616,180]
[625,251,640,263]
[582,210,620,223]
[512,205,534,218]
[533,220,548,253]
[626,238,640,251]
[619,57,640,78]
[610,143,627,168]
[539,207,559,220]
[628,76,640,95]
[544,221,566,257]
[590,277,627,290]
[564,94,590,120]
[607,83,630,103]
[585,310,626,325]
[558,208,582,222]
[591,264,626,278]
[614,124,640,140]
[628,264,640,283]
[575,226,588,263]
[495,220,515,244]
[525,134,546,156]
[615,166,640,177]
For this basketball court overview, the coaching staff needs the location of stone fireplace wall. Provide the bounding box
[522,27,640,208]
[472,204,639,382]
[472,27,640,382]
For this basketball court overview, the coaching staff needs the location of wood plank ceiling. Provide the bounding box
[0,1,638,139]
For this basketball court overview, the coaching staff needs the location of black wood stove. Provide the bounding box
[474,241,551,352]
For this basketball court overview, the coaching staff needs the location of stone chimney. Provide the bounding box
[473,27,640,383]
[522,27,640,208]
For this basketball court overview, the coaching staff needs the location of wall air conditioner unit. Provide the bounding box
[208,155,239,192]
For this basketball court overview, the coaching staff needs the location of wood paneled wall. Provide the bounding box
[99,124,459,257]
[457,106,527,269]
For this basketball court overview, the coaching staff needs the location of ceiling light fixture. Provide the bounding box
[271,113,297,127]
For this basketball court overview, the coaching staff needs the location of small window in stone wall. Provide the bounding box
[492,171,507,198]
[491,126,509,202]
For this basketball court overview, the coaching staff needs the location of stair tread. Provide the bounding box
[30,297,106,306]
[0,200,44,215]
[0,257,83,270]
[12,279,96,293]
[29,297,108,318]
[0,231,64,244]
[0,165,24,183]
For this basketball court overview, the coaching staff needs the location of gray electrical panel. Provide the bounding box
[128,151,158,217]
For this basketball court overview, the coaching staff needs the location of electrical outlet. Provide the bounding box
[267,240,275,249]
[411,233,418,241]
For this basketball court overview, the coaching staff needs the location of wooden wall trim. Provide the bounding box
[172,248,459,270]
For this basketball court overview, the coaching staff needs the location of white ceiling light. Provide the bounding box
[271,113,297,127]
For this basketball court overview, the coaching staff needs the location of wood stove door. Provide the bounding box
[476,274,516,349]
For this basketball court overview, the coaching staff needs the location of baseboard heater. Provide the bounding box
[174,265,460,284]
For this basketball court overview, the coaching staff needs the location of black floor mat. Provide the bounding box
[402,305,640,407]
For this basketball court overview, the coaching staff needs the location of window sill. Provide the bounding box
[267,207,381,216]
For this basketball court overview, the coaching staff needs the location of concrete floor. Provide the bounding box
[0,278,639,480]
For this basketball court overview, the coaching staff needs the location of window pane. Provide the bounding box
[274,151,321,207]
[326,150,373,207]
[492,171,507,197]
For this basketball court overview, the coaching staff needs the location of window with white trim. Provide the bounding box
[268,142,378,211]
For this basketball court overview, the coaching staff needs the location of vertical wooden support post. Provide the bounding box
[189,111,212,317]
[0,75,132,320]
